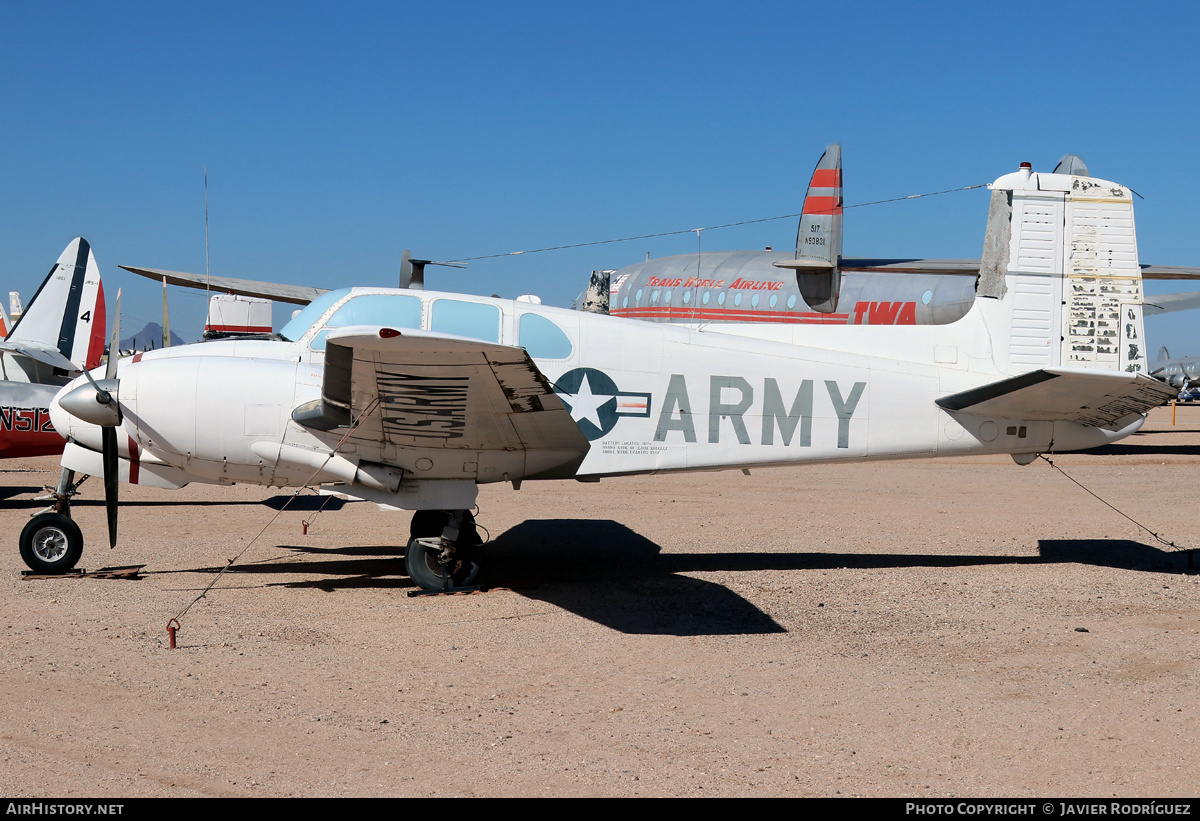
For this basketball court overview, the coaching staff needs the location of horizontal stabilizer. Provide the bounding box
[936,368,1177,429]
[120,266,328,306]
[0,342,77,371]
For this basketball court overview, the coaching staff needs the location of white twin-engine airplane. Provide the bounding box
[31,162,1177,591]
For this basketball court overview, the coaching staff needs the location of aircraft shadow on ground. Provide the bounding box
[0,485,44,502]
[1080,443,1200,456]
[154,525,1197,635]
[485,519,786,636]
[1037,539,1196,573]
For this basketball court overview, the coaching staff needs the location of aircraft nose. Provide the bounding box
[56,379,121,427]
[49,373,108,449]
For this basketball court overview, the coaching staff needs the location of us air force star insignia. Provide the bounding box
[553,367,651,441]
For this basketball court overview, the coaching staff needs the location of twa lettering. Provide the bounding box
[853,301,916,325]
[0,408,55,433]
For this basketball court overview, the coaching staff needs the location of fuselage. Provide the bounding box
[608,251,978,326]
[0,381,64,458]
[50,284,1137,496]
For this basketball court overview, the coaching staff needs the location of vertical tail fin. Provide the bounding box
[774,144,843,312]
[979,163,1146,377]
[6,238,106,371]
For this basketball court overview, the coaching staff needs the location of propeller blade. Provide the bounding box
[102,425,118,548]
[105,288,121,380]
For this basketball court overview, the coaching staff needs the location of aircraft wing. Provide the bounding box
[935,368,1177,429]
[295,326,590,479]
[119,265,328,306]
[1139,265,1200,280]
[1143,291,1200,316]
[838,258,981,275]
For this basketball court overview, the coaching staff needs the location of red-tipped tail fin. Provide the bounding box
[774,144,843,312]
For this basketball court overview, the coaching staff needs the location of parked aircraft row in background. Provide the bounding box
[595,147,1200,330]
[29,160,1181,593]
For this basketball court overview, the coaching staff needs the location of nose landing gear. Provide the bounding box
[20,467,87,574]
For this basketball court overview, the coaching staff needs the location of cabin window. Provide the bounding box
[682,291,691,304]
[922,289,933,305]
[751,294,760,308]
[635,289,643,302]
[664,290,672,304]
[622,296,628,308]
[718,292,726,306]
[651,289,659,304]
[734,293,743,307]
[769,294,778,309]
[702,291,710,305]
[431,299,500,343]
[787,294,797,309]
[519,312,573,360]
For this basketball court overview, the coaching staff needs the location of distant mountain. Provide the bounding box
[121,322,187,351]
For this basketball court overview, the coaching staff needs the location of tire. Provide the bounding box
[20,512,83,574]
[408,510,482,548]
[405,510,482,591]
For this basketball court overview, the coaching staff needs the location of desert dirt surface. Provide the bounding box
[2,406,1200,798]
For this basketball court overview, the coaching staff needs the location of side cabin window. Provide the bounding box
[430,299,500,344]
[518,312,573,360]
[308,294,423,350]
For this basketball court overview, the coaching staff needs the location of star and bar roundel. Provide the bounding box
[552,367,652,441]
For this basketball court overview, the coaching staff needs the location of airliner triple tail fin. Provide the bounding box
[773,144,842,312]
[2,238,106,372]
[941,163,1176,429]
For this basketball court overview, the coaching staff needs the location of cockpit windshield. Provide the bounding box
[279,289,352,341]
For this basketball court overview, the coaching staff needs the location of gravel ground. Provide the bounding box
[2,406,1199,797]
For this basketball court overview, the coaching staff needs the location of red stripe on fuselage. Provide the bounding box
[204,324,272,333]
[612,307,850,324]
[0,407,63,459]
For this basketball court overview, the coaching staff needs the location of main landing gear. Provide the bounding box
[405,509,483,593]
[19,468,87,574]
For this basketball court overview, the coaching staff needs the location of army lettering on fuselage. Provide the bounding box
[375,372,468,440]
[652,376,866,448]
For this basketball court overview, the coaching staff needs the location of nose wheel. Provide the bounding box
[20,512,83,574]
[405,509,483,593]
[19,467,88,574]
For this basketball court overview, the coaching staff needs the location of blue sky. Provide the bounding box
[3,1,1200,355]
